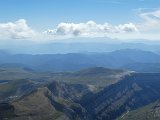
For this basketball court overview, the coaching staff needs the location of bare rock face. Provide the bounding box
[117,100,160,120]
[80,73,160,120]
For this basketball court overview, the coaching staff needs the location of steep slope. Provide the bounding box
[1,68,160,120]
[80,73,160,120]
[0,66,128,120]
[117,100,160,120]
[12,87,70,120]
[1,81,93,120]
[0,67,129,102]
[0,79,37,102]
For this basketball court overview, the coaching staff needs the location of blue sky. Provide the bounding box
[0,0,160,41]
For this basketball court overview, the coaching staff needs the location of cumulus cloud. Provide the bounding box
[44,21,138,37]
[42,9,160,40]
[0,19,35,39]
[2,9,160,41]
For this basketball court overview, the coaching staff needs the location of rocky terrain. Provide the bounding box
[1,67,160,120]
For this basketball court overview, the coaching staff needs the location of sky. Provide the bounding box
[0,0,160,42]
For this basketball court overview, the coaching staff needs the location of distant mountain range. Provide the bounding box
[2,39,160,54]
[0,49,160,72]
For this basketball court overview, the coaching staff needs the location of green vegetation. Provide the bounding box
[0,68,36,80]
[51,67,130,88]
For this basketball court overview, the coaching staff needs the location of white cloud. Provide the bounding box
[0,19,35,39]
[138,9,160,32]
[2,9,160,41]
[44,21,138,37]
[42,9,160,40]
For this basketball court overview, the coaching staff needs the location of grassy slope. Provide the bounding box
[11,87,68,120]
[0,67,54,82]
[51,67,131,88]
[0,79,36,102]
[0,68,36,80]
[3,84,91,120]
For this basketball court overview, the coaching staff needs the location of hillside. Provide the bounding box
[0,81,93,120]
[117,100,160,120]
[80,73,160,120]
[1,68,160,120]
[53,67,130,88]
[0,67,36,80]
[0,67,128,102]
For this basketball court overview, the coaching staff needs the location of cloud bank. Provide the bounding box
[44,21,138,37]
[1,9,160,41]
[0,19,35,39]
[42,9,160,40]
